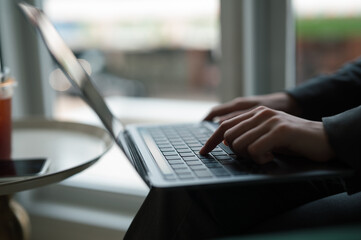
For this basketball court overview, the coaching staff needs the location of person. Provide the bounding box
[124,58,361,240]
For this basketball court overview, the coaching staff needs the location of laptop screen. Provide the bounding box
[18,2,127,151]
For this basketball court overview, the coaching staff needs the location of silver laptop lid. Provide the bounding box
[18,2,129,152]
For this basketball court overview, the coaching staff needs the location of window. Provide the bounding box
[43,0,220,120]
[294,0,361,84]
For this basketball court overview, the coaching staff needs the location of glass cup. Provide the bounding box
[0,69,16,160]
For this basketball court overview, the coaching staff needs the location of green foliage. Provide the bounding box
[296,17,361,40]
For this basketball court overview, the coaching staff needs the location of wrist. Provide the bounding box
[283,93,302,116]
[262,92,302,116]
[280,93,303,116]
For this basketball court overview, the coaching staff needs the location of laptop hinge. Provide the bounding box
[123,131,150,185]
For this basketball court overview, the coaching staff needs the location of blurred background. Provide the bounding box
[294,0,361,84]
[41,0,361,118]
[1,0,361,239]
[44,0,220,98]
[44,0,221,117]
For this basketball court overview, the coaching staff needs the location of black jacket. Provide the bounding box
[288,58,361,193]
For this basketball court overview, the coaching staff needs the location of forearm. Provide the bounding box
[288,58,361,120]
[322,106,361,194]
[323,105,361,171]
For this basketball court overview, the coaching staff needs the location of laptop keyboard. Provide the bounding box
[142,123,257,181]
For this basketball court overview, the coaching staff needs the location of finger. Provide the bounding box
[203,102,237,121]
[200,110,257,155]
[218,105,265,123]
[218,110,247,123]
[199,122,231,155]
[229,121,272,157]
[247,129,286,164]
[204,99,257,121]
[223,108,274,145]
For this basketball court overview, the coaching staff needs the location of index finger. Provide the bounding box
[200,106,261,155]
[203,102,237,121]
[199,125,226,155]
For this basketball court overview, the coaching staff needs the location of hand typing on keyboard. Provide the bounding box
[203,92,301,123]
[200,97,335,164]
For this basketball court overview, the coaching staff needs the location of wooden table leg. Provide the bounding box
[0,195,30,240]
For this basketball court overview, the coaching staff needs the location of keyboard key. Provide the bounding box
[168,136,180,140]
[167,136,179,140]
[180,152,195,157]
[188,143,202,147]
[183,156,199,161]
[214,155,233,161]
[163,151,178,156]
[160,147,174,152]
[177,148,192,153]
[197,136,208,139]
[158,144,172,148]
[153,135,166,139]
[218,159,238,165]
[209,168,231,177]
[181,137,194,141]
[174,144,188,149]
[177,172,194,179]
[197,153,212,159]
[189,165,207,170]
[211,151,226,156]
[219,144,235,154]
[165,156,182,160]
[186,160,202,166]
[171,163,188,169]
[190,146,202,151]
[174,168,192,174]
[194,170,213,178]
[168,160,184,165]
[200,158,217,164]
[204,162,222,168]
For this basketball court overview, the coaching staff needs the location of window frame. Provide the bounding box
[1,0,54,118]
[220,0,295,101]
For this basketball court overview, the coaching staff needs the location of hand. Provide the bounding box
[204,92,301,122]
[200,106,335,164]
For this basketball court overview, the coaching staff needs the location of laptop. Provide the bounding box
[18,2,353,189]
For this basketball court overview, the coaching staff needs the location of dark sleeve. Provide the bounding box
[287,58,361,193]
[323,107,361,194]
[287,58,361,120]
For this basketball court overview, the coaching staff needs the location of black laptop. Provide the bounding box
[19,2,353,189]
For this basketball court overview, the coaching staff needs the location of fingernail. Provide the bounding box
[223,140,229,146]
[199,147,205,155]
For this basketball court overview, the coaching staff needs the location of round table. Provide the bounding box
[0,118,113,240]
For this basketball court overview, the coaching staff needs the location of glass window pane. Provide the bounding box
[43,0,220,119]
[293,0,361,84]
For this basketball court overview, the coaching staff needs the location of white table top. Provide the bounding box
[0,118,112,195]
